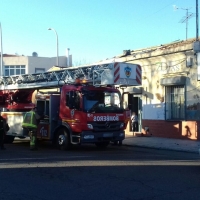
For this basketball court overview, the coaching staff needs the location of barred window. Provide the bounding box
[4,65,26,76]
[165,85,185,120]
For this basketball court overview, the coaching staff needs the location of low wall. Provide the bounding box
[141,120,200,140]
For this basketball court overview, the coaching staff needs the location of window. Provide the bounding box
[4,65,26,76]
[165,85,185,120]
[66,91,80,110]
[82,90,123,113]
[35,68,45,73]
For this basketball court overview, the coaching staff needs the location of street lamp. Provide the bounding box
[48,27,59,66]
[0,23,3,76]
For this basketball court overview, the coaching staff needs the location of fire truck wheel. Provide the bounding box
[4,136,15,144]
[56,128,70,150]
[95,142,110,149]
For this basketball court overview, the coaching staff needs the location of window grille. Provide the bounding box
[165,85,185,120]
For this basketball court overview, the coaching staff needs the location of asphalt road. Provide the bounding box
[0,139,200,200]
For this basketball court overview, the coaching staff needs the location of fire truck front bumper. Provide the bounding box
[80,130,125,143]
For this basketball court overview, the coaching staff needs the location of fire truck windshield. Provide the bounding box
[83,90,123,113]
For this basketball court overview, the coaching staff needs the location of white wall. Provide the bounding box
[143,103,165,120]
[3,56,29,65]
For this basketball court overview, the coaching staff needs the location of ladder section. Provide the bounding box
[0,62,142,90]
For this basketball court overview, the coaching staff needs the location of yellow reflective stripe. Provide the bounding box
[22,111,37,128]
[22,123,37,129]
[63,119,77,123]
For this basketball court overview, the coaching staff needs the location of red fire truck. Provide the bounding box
[0,62,142,149]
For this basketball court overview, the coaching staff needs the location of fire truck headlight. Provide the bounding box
[120,123,124,129]
[87,124,93,129]
[119,132,124,137]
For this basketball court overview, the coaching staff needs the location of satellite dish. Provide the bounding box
[32,52,38,57]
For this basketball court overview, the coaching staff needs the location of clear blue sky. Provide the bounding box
[0,0,198,65]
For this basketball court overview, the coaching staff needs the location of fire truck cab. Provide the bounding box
[35,84,130,149]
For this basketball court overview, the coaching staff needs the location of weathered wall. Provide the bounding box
[121,39,200,140]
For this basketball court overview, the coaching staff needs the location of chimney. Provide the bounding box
[66,48,70,67]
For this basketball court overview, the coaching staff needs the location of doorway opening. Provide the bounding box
[128,94,142,132]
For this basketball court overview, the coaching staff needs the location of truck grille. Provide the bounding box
[91,121,121,132]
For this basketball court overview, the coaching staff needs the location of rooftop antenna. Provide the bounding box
[173,5,194,40]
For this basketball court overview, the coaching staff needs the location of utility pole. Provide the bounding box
[196,0,199,41]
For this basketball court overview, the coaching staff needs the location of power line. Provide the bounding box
[144,1,177,19]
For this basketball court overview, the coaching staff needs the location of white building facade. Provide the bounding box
[2,53,72,76]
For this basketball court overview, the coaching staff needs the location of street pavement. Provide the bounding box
[14,135,200,154]
[123,134,200,154]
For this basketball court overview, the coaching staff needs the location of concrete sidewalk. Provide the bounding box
[123,135,200,154]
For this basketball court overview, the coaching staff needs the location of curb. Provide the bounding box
[122,143,199,154]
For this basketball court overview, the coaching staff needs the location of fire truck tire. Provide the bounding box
[95,142,110,149]
[56,128,70,150]
[4,135,15,144]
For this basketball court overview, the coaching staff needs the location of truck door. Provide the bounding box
[50,95,60,139]
[36,95,60,140]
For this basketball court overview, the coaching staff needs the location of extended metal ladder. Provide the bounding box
[0,61,142,90]
[0,62,115,90]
